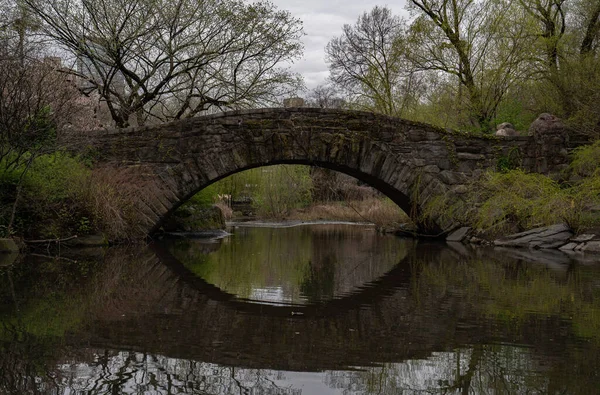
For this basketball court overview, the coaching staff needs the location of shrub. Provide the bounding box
[423,162,600,237]
[570,140,600,178]
[0,152,93,238]
[473,170,564,231]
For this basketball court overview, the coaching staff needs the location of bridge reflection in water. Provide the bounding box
[1,225,600,394]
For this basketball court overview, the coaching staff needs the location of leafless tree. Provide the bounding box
[305,84,346,109]
[326,6,422,117]
[23,0,305,127]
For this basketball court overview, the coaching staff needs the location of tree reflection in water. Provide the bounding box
[1,225,600,394]
[1,346,568,394]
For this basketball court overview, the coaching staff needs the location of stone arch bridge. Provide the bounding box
[80,108,571,236]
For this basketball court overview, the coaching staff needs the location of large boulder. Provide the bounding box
[528,113,570,175]
[495,122,519,137]
[528,113,567,141]
[493,223,573,249]
[446,226,472,243]
[0,253,18,267]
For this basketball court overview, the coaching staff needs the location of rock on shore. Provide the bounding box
[446,223,600,254]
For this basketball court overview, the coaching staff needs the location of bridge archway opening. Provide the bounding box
[156,162,418,234]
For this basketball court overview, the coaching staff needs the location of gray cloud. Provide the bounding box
[270,1,408,90]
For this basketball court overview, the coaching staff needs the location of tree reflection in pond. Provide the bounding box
[1,225,600,394]
[167,224,408,304]
[8,345,581,394]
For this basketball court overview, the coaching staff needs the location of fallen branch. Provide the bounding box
[28,253,78,263]
[394,228,451,239]
[24,235,78,244]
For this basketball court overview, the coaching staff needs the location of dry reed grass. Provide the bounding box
[288,198,409,227]
[81,166,163,240]
[214,201,234,220]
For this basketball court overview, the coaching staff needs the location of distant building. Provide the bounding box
[76,41,125,96]
[41,56,115,130]
[283,97,305,108]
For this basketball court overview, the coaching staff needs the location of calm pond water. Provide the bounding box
[1,223,600,394]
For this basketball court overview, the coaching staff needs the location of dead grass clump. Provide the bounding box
[214,201,233,220]
[81,166,162,240]
[289,198,409,227]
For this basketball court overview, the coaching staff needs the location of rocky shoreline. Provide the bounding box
[446,223,600,254]
[3,221,600,267]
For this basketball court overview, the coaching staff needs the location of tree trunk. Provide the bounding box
[580,1,600,56]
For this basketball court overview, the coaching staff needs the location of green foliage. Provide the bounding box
[23,106,57,148]
[0,106,57,172]
[492,97,536,132]
[407,85,467,130]
[570,139,600,177]
[210,167,263,200]
[496,148,522,173]
[184,165,313,219]
[23,151,90,201]
[324,1,600,136]
[469,170,564,232]
[564,173,600,230]
[559,57,600,138]
[0,152,95,238]
[185,183,221,208]
[77,216,92,234]
[423,151,600,235]
[253,165,313,218]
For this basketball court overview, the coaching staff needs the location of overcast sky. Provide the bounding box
[269,0,408,91]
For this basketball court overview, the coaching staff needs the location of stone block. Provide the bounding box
[559,242,579,251]
[425,131,441,141]
[457,152,485,160]
[422,165,440,173]
[571,234,596,242]
[450,185,468,194]
[437,159,452,171]
[407,129,429,142]
[458,161,477,173]
[582,241,600,253]
[439,171,466,185]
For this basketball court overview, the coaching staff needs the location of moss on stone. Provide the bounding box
[0,238,19,253]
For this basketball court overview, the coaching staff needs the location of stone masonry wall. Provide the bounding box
[76,108,571,235]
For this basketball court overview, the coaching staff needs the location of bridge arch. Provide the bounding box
[86,108,570,236]
[168,158,428,231]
